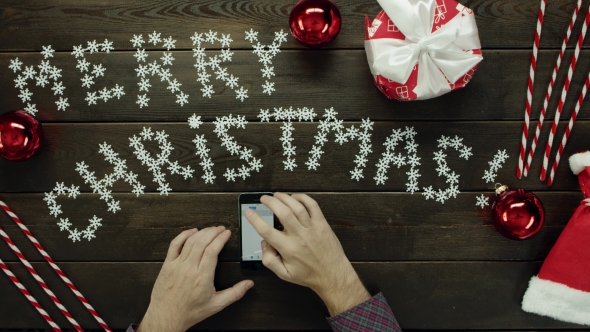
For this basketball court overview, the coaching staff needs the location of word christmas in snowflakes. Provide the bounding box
[43,106,508,242]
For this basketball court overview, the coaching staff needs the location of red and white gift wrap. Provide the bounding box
[365,0,483,101]
[521,151,590,326]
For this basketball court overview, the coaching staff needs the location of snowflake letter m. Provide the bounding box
[10,45,69,115]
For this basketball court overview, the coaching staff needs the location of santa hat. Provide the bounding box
[521,151,590,326]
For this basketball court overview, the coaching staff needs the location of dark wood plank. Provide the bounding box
[0,262,585,330]
[0,122,586,193]
[0,0,588,50]
[0,192,581,262]
[2,49,590,122]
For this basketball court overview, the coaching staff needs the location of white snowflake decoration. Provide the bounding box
[476,194,490,209]
[132,32,188,108]
[9,46,68,114]
[148,31,162,45]
[422,135,471,204]
[73,39,124,106]
[482,149,509,183]
[9,58,23,73]
[374,126,421,193]
[245,29,288,95]
[262,80,275,95]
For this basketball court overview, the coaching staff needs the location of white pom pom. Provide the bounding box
[569,151,590,175]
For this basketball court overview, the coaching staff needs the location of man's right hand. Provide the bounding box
[245,192,371,316]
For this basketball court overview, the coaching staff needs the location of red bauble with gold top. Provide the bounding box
[289,0,342,47]
[491,185,545,240]
[0,110,43,161]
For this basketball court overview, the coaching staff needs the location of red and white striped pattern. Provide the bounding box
[0,199,111,331]
[541,8,590,181]
[0,257,61,331]
[0,225,82,331]
[523,0,582,177]
[547,71,590,186]
[517,0,547,179]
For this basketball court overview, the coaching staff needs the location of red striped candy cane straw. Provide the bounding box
[547,71,590,186]
[523,0,582,177]
[541,8,590,181]
[0,225,83,331]
[517,0,547,179]
[0,199,111,331]
[0,257,61,331]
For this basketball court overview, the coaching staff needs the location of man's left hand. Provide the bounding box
[138,227,254,332]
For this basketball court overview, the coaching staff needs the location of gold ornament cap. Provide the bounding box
[495,183,509,195]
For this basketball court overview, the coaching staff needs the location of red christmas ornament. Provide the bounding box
[289,0,342,47]
[0,110,43,161]
[491,185,545,240]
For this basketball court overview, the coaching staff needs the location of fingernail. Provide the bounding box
[223,230,230,235]
[274,192,281,196]
[245,209,253,216]
[218,225,226,230]
[246,281,254,289]
[261,240,268,251]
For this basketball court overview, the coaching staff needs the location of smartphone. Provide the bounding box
[239,192,277,270]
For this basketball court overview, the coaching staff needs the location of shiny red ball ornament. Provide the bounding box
[0,110,43,161]
[491,185,545,240]
[289,0,342,47]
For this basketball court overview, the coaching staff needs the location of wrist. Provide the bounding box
[138,305,185,332]
[314,265,371,316]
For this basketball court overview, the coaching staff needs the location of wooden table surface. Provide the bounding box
[0,0,589,330]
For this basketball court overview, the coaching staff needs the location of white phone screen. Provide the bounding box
[241,203,273,261]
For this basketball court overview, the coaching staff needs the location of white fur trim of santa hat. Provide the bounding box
[522,276,590,326]
[569,151,590,175]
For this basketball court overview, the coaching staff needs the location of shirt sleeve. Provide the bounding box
[326,292,402,332]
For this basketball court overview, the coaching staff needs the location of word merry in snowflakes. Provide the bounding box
[10,30,288,115]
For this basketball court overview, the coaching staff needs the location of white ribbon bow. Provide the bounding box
[366,0,483,100]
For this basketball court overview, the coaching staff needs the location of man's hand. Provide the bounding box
[245,193,370,316]
[138,227,254,332]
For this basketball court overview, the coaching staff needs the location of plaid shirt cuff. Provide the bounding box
[326,292,402,332]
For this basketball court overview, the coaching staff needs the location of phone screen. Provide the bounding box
[240,203,273,261]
